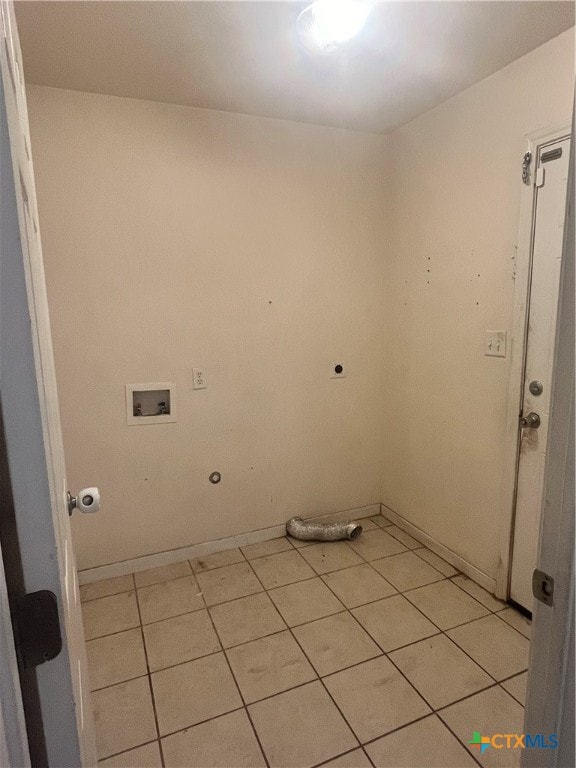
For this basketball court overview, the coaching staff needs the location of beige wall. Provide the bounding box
[382,29,574,581]
[27,28,574,579]
[27,85,390,570]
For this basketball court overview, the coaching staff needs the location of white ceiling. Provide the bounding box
[15,1,575,134]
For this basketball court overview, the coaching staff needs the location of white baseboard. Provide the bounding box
[77,503,381,585]
[381,503,497,594]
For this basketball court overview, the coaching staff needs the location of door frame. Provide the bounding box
[0,0,96,763]
[522,112,574,768]
[496,122,571,601]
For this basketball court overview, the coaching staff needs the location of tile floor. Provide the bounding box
[81,514,531,768]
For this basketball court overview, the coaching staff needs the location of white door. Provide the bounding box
[510,135,571,612]
[0,1,96,765]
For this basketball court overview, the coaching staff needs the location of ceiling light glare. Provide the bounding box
[297,0,373,53]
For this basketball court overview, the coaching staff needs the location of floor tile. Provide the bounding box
[371,515,393,528]
[83,591,140,640]
[209,592,286,648]
[447,614,530,681]
[501,672,528,706]
[161,709,266,768]
[371,551,444,592]
[352,595,438,651]
[190,548,245,573]
[451,574,506,611]
[195,562,263,606]
[250,550,315,589]
[151,651,242,736]
[439,687,524,767]
[298,541,364,575]
[87,628,147,690]
[292,612,381,676]
[324,656,430,743]
[287,536,313,548]
[322,564,396,608]
[133,561,191,588]
[80,574,135,602]
[390,634,493,709]
[348,529,407,561]
[241,537,293,560]
[365,715,478,767]
[138,575,203,624]
[268,577,344,626]
[92,677,157,759]
[321,749,373,768]
[249,681,357,768]
[497,607,532,639]
[143,609,220,671]
[386,525,421,549]
[98,741,162,767]
[414,548,459,577]
[356,517,379,531]
[226,630,316,703]
[404,579,489,629]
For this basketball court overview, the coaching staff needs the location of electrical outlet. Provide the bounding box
[484,331,507,358]
[193,368,207,389]
[330,362,346,379]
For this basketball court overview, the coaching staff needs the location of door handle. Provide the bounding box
[520,412,541,429]
[67,487,100,515]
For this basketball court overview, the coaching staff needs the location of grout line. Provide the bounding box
[434,683,505,768]
[433,715,485,768]
[498,669,529,685]
[357,711,437,748]
[497,682,526,708]
[311,745,372,768]
[79,573,136,603]
[493,609,533,640]
[90,671,149,694]
[208,622,289,653]
[133,585,167,768]
[84,622,142,642]
[137,573,198,592]
[139,603,207,628]
[86,603,208,641]
[81,590,134,604]
[411,546,460,576]
[158,705,245,742]
[242,707,270,768]
[207,563,272,768]
[362,745,377,768]
[365,549,446,581]
[99,738,162,764]
[188,550,248,574]
[434,681,502,715]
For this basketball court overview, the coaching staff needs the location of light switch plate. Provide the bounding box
[485,330,507,357]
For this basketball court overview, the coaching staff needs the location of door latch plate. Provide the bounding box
[532,569,554,607]
[12,590,62,668]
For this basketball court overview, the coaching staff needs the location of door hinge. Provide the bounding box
[11,591,62,669]
[532,569,554,607]
[522,151,532,185]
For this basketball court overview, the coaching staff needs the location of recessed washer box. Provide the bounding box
[126,382,176,425]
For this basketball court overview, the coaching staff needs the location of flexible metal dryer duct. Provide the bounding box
[286,516,363,542]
